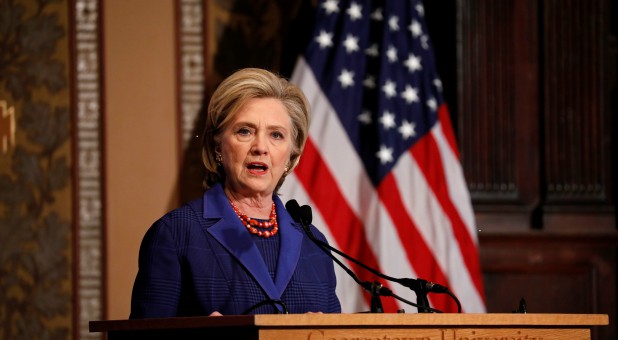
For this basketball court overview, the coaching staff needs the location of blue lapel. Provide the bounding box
[201,184,302,300]
[272,197,302,294]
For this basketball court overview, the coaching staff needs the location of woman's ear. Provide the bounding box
[214,144,223,165]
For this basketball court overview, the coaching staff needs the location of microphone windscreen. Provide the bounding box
[300,205,313,225]
[285,199,301,222]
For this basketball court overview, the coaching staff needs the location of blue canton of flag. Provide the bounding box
[306,0,443,184]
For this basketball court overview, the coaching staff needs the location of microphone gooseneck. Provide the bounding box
[286,200,456,313]
[285,200,386,312]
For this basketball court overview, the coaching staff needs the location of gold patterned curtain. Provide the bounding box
[0,0,74,338]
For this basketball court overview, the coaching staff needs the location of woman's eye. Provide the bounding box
[237,127,251,135]
[271,131,284,139]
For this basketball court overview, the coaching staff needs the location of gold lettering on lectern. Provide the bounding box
[307,334,430,340]
[307,330,325,340]
[306,329,546,340]
[440,329,544,340]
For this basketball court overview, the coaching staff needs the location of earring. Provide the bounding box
[284,166,289,174]
[215,152,222,164]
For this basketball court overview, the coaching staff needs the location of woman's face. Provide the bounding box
[219,97,293,198]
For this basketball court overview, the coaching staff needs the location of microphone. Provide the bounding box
[286,200,452,313]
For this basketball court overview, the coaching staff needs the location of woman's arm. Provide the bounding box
[130,219,182,318]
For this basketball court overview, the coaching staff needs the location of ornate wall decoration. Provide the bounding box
[0,100,16,153]
[74,0,104,338]
[177,0,207,201]
[179,0,205,149]
[0,0,73,338]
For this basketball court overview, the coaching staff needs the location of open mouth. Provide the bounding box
[247,162,269,173]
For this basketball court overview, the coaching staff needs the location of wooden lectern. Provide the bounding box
[90,313,608,340]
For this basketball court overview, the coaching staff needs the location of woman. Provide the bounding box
[130,68,341,317]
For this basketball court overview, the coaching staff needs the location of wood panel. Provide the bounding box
[480,234,617,340]
[542,0,614,230]
[457,0,615,230]
[458,0,540,230]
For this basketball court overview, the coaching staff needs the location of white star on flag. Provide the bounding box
[343,34,360,53]
[338,69,355,88]
[376,144,394,164]
[386,45,398,63]
[379,110,396,129]
[427,98,438,111]
[371,7,383,21]
[366,43,379,57]
[347,2,363,21]
[401,85,419,104]
[382,80,397,98]
[409,20,422,37]
[315,30,334,49]
[363,75,376,88]
[404,53,422,72]
[322,0,339,14]
[358,110,372,124]
[388,16,399,31]
[398,120,417,139]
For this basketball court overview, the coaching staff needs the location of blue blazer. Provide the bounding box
[130,183,341,317]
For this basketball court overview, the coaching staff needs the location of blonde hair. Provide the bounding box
[201,68,310,192]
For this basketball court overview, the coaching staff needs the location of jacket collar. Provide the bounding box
[201,183,302,301]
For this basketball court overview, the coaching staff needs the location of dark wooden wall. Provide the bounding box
[427,0,617,339]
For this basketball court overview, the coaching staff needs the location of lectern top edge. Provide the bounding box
[89,315,256,332]
[252,313,609,327]
[90,313,609,333]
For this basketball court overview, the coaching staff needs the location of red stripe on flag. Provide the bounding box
[409,134,485,297]
[377,172,456,312]
[295,138,400,312]
[437,104,460,159]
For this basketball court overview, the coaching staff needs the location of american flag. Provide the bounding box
[280,0,486,313]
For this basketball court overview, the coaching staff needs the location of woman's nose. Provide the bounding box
[250,133,268,154]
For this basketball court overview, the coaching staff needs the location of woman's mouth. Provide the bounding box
[247,162,269,174]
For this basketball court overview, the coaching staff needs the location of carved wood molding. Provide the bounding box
[178,0,205,150]
[73,0,104,338]
[175,0,207,202]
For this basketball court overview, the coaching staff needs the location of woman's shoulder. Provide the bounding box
[155,196,204,228]
[143,196,206,245]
